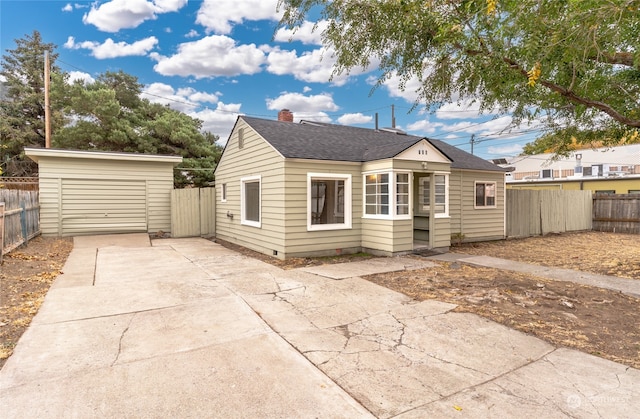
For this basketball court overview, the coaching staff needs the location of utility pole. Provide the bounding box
[44,51,51,148]
[470,134,475,155]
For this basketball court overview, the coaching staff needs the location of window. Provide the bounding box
[434,174,447,214]
[475,182,496,208]
[221,183,227,202]
[595,190,615,195]
[365,173,389,215]
[307,173,351,231]
[241,176,260,227]
[364,171,412,219]
[396,173,409,215]
[417,174,449,217]
[629,190,640,194]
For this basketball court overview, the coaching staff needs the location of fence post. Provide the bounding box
[20,202,28,246]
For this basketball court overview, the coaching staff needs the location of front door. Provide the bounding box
[413,173,432,248]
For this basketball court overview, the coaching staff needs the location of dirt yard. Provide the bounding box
[0,237,73,368]
[1,232,638,371]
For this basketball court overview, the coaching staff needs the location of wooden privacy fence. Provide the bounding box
[0,177,39,191]
[1,189,41,262]
[171,188,216,238]
[593,194,640,234]
[506,189,592,237]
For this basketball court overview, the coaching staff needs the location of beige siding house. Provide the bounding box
[215,111,506,259]
[25,148,181,237]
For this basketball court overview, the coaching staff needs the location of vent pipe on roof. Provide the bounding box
[391,104,396,128]
[278,109,293,122]
[375,113,379,131]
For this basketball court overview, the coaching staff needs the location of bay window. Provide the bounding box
[364,171,411,219]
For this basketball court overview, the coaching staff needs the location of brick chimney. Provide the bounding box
[278,109,293,122]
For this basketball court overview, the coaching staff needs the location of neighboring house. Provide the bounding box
[501,144,640,194]
[214,110,506,259]
[25,148,182,236]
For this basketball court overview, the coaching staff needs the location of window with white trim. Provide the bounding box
[365,173,389,215]
[307,173,352,231]
[475,181,496,208]
[241,176,261,227]
[221,183,227,202]
[396,173,409,215]
[364,171,411,219]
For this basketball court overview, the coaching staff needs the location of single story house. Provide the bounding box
[25,148,182,237]
[500,144,640,194]
[214,111,506,259]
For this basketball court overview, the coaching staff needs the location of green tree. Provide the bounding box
[0,31,60,177]
[52,73,222,187]
[522,126,640,155]
[278,0,640,151]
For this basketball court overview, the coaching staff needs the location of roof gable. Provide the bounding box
[394,139,450,163]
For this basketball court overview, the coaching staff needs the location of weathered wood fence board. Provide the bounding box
[506,189,592,237]
[1,189,41,258]
[171,188,216,238]
[593,194,640,234]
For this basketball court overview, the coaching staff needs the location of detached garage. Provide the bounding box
[25,148,182,237]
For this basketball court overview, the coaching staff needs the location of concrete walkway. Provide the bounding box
[428,252,640,298]
[1,234,638,418]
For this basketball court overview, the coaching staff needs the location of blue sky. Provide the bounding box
[1,0,542,158]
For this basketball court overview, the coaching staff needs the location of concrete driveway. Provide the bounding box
[1,234,638,418]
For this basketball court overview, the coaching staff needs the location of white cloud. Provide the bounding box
[337,113,373,125]
[64,36,158,59]
[266,92,339,115]
[62,3,73,12]
[142,82,220,113]
[196,0,281,35]
[435,100,484,120]
[67,71,95,84]
[142,83,238,139]
[83,0,187,32]
[185,29,199,38]
[274,20,328,45]
[189,102,243,141]
[266,46,366,86]
[406,119,444,135]
[378,72,424,103]
[487,144,524,156]
[302,86,312,93]
[151,35,266,78]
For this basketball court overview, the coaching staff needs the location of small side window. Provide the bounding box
[475,182,497,208]
[221,183,227,202]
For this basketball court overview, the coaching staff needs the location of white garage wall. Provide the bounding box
[25,149,181,237]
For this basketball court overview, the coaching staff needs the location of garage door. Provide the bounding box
[61,179,147,236]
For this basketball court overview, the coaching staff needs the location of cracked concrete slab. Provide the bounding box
[3,235,639,418]
[400,348,640,418]
[95,246,213,284]
[32,278,231,324]
[1,334,372,418]
[298,256,436,279]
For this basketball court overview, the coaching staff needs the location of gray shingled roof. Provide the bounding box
[241,116,504,172]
